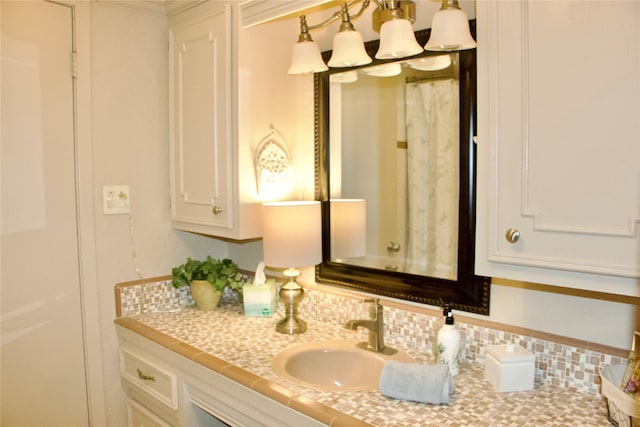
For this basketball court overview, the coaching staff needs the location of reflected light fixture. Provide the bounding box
[288,0,475,75]
[362,62,402,77]
[262,201,322,334]
[329,70,359,83]
[424,0,476,51]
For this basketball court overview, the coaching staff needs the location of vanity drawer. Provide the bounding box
[120,347,178,410]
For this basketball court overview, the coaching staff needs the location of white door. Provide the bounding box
[1,1,90,425]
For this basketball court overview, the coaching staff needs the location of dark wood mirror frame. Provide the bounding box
[314,21,490,315]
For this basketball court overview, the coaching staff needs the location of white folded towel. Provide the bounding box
[379,361,455,404]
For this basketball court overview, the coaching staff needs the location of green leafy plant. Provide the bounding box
[171,256,244,295]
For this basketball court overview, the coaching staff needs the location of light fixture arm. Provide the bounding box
[296,0,415,41]
[302,0,371,34]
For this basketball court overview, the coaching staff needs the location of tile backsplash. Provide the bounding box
[115,276,626,397]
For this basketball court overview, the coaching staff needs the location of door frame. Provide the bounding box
[55,1,107,425]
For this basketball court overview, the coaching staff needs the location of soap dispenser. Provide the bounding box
[437,305,461,376]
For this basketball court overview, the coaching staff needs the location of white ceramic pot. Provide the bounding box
[189,280,221,310]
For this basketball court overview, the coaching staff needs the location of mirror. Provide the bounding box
[315,24,490,315]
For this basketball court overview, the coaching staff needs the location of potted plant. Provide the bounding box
[171,256,244,310]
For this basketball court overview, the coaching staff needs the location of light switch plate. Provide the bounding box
[103,185,130,215]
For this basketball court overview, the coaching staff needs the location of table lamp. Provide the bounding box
[262,201,321,334]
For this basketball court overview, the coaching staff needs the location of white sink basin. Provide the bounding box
[271,340,414,391]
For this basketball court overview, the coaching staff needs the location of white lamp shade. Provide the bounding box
[425,8,476,51]
[288,41,328,75]
[328,30,372,67]
[262,201,322,269]
[330,199,366,259]
[375,18,423,60]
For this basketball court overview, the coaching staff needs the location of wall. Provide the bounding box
[89,3,227,424]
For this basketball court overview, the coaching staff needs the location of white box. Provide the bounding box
[484,344,535,392]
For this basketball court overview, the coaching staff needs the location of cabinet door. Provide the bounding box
[170,8,233,230]
[477,1,640,293]
[127,398,174,427]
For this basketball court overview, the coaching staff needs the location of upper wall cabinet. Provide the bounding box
[476,1,640,296]
[169,2,261,240]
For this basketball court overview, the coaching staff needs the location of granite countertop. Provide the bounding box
[115,300,611,427]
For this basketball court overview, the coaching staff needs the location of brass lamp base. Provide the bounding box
[276,268,307,334]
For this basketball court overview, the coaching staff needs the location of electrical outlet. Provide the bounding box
[103,185,130,215]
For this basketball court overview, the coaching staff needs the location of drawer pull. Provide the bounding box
[212,206,223,215]
[137,368,156,382]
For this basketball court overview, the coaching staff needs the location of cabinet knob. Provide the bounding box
[505,228,520,243]
[212,206,223,215]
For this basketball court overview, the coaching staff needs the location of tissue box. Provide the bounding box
[484,344,535,392]
[242,279,277,317]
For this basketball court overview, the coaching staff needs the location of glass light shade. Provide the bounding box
[375,18,423,60]
[425,8,476,51]
[288,41,328,75]
[262,201,322,269]
[328,30,372,67]
[330,199,366,259]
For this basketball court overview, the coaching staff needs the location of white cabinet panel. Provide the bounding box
[127,398,174,427]
[477,1,640,294]
[169,3,262,240]
[170,8,233,231]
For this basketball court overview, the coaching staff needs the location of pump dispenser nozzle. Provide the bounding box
[444,305,455,325]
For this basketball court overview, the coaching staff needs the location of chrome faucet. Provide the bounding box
[345,299,395,354]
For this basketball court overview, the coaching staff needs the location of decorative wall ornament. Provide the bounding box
[255,125,294,197]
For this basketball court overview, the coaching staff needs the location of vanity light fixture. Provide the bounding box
[288,0,475,75]
[262,201,322,334]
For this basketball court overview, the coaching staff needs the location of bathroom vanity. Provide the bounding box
[117,321,328,427]
[115,297,611,427]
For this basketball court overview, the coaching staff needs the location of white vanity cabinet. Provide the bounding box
[169,2,261,240]
[476,1,640,296]
[116,325,325,427]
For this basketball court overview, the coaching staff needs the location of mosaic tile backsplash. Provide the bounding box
[115,277,625,397]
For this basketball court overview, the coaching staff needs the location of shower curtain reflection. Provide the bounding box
[404,78,459,280]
